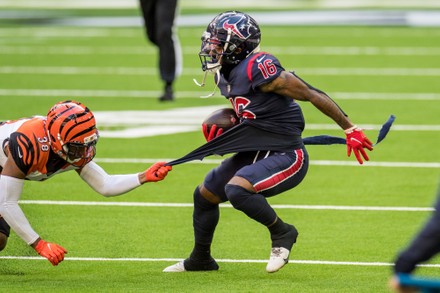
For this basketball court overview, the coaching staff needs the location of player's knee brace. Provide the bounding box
[225,184,277,226]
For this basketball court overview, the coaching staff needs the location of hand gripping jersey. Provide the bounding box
[0,117,82,181]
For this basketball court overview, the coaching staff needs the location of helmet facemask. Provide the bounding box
[198,31,225,74]
[60,132,99,164]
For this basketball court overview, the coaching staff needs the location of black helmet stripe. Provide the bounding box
[46,104,76,131]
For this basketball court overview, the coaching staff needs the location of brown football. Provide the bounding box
[202,108,239,132]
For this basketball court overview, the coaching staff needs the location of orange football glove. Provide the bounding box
[202,124,224,142]
[345,126,373,164]
[34,239,67,266]
[145,162,172,182]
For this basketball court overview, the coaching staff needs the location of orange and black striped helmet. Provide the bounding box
[46,100,99,165]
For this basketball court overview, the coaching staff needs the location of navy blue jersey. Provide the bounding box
[217,52,305,136]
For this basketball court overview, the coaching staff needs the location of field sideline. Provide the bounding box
[1,7,440,293]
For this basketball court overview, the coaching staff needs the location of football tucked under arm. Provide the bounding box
[202,108,239,142]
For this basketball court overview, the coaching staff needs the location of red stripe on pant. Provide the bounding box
[254,149,304,193]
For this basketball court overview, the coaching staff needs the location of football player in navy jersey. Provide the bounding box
[0,100,172,266]
[163,11,373,273]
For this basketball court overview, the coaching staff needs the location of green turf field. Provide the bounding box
[0,8,440,293]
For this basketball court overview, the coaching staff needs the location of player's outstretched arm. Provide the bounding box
[79,161,172,197]
[259,71,373,164]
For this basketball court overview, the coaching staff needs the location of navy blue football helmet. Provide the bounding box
[199,11,261,71]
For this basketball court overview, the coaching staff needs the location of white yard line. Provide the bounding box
[2,9,440,26]
[2,45,440,56]
[0,255,439,268]
[1,0,440,9]
[17,200,435,212]
[0,88,439,101]
[1,66,440,76]
[91,158,440,168]
[0,88,440,101]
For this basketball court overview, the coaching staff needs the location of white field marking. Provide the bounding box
[1,105,437,138]
[305,124,440,131]
[92,107,436,138]
[1,256,440,268]
[92,158,440,169]
[0,0,324,9]
[64,107,440,138]
[2,45,440,56]
[0,88,439,101]
[2,66,440,76]
[0,29,142,38]
[2,28,440,39]
[266,46,440,56]
[17,200,435,212]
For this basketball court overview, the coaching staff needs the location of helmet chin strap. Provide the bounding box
[194,29,232,98]
[199,70,221,98]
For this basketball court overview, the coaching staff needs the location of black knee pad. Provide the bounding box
[224,184,253,209]
[225,184,277,226]
[194,186,218,211]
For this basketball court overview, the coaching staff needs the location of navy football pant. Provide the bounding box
[204,148,309,200]
[190,148,308,258]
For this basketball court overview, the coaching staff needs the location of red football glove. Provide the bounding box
[145,162,172,182]
[345,126,373,164]
[34,239,67,266]
[202,124,224,142]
